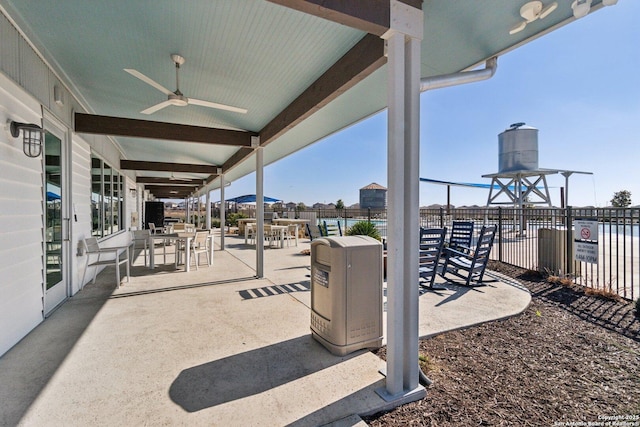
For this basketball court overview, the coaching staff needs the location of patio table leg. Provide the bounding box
[185,237,191,272]
[208,235,214,265]
[149,236,155,269]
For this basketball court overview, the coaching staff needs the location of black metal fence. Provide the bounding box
[272,206,639,301]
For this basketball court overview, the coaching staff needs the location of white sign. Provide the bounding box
[573,219,598,264]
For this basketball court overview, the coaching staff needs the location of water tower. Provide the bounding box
[482,122,556,209]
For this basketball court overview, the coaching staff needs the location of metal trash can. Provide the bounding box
[310,236,383,356]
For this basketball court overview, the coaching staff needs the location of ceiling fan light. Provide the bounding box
[509,21,527,35]
[168,93,188,107]
[571,0,591,18]
[520,1,543,22]
[539,2,558,19]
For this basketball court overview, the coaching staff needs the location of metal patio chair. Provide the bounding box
[441,225,497,286]
[418,227,447,290]
[81,237,131,288]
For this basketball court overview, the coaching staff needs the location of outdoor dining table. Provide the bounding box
[244,224,290,248]
[236,218,257,235]
[273,218,309,242]
[148,232,214,272]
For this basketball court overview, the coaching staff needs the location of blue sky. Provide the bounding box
[223,1,639,208]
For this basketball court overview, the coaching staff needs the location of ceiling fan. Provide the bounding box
[125,54,248,115]
[169,172,194,182]
[509,1,558,35]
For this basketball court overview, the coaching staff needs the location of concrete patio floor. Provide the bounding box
[0,231,530,426]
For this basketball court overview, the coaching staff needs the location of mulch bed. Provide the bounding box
[364,262,640,426]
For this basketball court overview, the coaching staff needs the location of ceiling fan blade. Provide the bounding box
[124,68,173,96]
[140,100,173,115]
[539,2,558,19]
[189,98,248,114]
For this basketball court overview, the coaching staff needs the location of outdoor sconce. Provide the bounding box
[129,188,137,197]
[10,121,44,158]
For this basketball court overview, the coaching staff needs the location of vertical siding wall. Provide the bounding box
[70,136,92,294]
[0,9,136,356]
[0,73,45,357]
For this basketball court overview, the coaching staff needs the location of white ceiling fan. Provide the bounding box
[169,172,195,182]
[125,54,248,115]
[509,1,558,35]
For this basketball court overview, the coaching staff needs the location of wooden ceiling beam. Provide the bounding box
[121,160,218,174]
[269,0,422,36]
[75,113,256,147]
[145,185,197,193]
[136,177,205,185]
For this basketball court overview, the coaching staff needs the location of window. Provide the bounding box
[91,155,123,237]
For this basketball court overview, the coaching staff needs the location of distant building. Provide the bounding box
[360,183,387,209]
[312,202,336,210]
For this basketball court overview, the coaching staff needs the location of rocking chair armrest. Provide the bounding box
[444,247,472,259]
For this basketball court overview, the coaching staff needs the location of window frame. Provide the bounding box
[90,154,124,238]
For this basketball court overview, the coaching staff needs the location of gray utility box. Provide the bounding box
[538,227,581,276]
[310,236,383,356]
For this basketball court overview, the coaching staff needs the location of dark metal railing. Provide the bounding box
[270,206,638,301]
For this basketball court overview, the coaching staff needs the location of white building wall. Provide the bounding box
[70,135,92,295]
[0,8,135,356]
[0,73,45,357]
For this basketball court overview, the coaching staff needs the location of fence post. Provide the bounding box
[368,208,371,224]
[566,206,573,276]
[498,207,503,263]
[439,207,444,228]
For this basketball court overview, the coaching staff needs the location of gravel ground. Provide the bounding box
[364,262,640,427]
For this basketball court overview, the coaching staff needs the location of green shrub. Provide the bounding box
[226,212,248,227]
[346,221,381,241]
[211,219,221,228]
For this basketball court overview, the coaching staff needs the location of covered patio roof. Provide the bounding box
[0,0,613,198]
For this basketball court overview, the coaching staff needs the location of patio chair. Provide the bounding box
[305,223,322,241]
[440,221,474,269]
[148,222,162,234]
[322,221,342,237]
[441,225,497,286]
[285,224,298,246]
[418,227,447,290]
[81,237,131,288]
[190,231,211,269]
[448,221,474,253]
[131,229,150,267]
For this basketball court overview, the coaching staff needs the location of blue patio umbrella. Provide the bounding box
[222,194,281,204]
[46,191,61,201]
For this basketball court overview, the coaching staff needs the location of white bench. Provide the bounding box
[82,237,132,288]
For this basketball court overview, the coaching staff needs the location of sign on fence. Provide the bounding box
[573,218,598,264]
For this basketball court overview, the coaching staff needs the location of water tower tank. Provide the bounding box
[498,123,539,173]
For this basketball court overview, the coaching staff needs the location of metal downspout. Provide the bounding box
[420,57,497,92]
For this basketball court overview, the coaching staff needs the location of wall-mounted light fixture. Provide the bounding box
[129,188,137,197]
[10,121,44,158]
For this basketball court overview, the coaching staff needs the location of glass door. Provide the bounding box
[44,128,67,314]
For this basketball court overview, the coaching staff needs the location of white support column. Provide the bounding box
[256,146,264,278]
[377,0,424,404]
[220,174,226,250]
[206,191,211,230]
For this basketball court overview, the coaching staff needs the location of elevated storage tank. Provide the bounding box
[498,122,539,173]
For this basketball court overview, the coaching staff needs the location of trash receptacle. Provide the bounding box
[310,235,383,356]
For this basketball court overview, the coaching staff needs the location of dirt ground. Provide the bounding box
[364,262,640,427]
